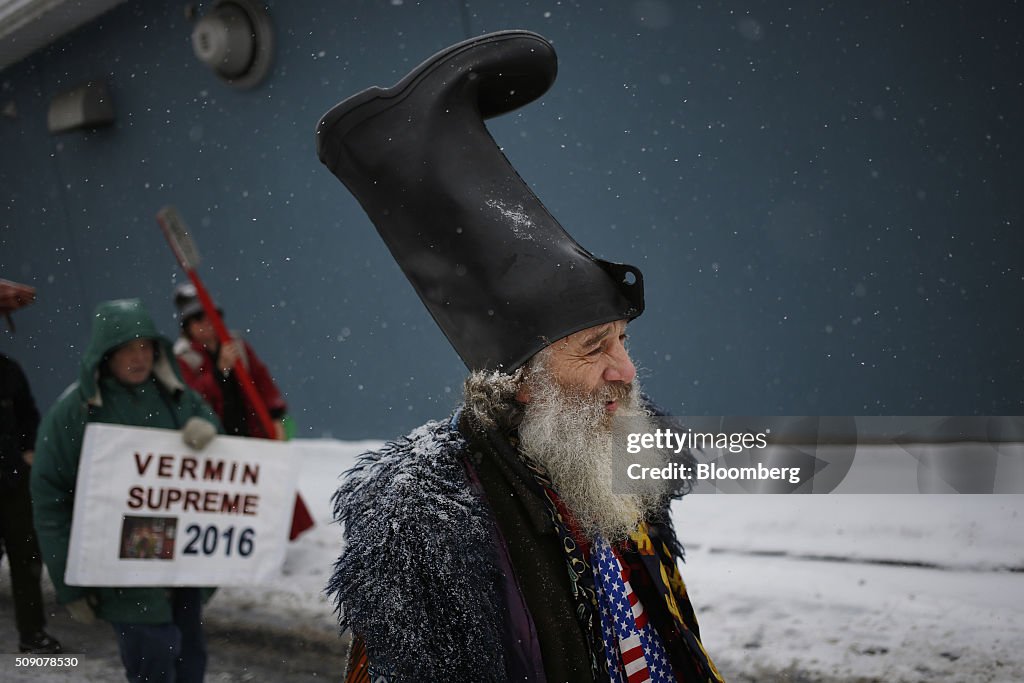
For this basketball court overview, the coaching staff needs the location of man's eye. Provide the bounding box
[586,347,603,357]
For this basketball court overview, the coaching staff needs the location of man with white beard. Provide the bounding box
[318,30,723,683]
[474,321,657,546]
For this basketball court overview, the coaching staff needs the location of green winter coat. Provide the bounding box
[31,299,221,624]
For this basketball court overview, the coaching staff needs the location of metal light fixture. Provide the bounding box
[47,80,115,134]
[191,0,274,89]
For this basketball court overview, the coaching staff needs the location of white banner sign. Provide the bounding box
[66,423,298,586]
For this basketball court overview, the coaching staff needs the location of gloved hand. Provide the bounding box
[182,417,217,450]
[66,597,96,625]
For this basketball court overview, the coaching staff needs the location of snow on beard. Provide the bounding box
[517,363,660,544]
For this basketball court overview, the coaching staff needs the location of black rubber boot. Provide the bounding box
[316,30,644,373]
[19,630,63,654]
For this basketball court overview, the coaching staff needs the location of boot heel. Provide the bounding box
[315,86,388,172]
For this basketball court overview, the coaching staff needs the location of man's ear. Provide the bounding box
[515,385,531,404]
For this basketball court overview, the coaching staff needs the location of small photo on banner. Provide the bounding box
[119,515,177,560]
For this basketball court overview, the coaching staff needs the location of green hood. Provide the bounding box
[79,298,184,405]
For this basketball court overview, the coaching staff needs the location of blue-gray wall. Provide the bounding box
[2,1,1021,438]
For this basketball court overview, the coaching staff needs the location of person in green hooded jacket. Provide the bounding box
[32,298,222,683]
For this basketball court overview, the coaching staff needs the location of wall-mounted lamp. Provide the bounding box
[47,80,115,134]
[191,0,274,89]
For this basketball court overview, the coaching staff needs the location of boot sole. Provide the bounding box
[314,29,553,173]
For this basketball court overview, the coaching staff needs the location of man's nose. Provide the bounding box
[603,344,636,384]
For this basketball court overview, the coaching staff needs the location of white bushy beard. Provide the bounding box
[517,365,661,544]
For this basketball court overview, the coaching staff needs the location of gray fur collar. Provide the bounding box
[328,417,506,681]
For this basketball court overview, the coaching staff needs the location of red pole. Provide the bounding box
[184,270,276,438]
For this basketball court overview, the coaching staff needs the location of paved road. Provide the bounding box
[0,572,346,682]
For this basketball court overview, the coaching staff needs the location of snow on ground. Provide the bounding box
[5,437,1023,682]
[675,495,1024,682]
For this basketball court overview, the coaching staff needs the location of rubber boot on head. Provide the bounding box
[316,30,644,373]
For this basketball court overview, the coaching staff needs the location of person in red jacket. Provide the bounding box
[172,284,288,440]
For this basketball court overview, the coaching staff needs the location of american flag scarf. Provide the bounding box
[517,447,725,682]
[593,534,675,683]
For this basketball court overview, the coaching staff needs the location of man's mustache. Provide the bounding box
[556,382,632,404]
[601,383,632,403]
